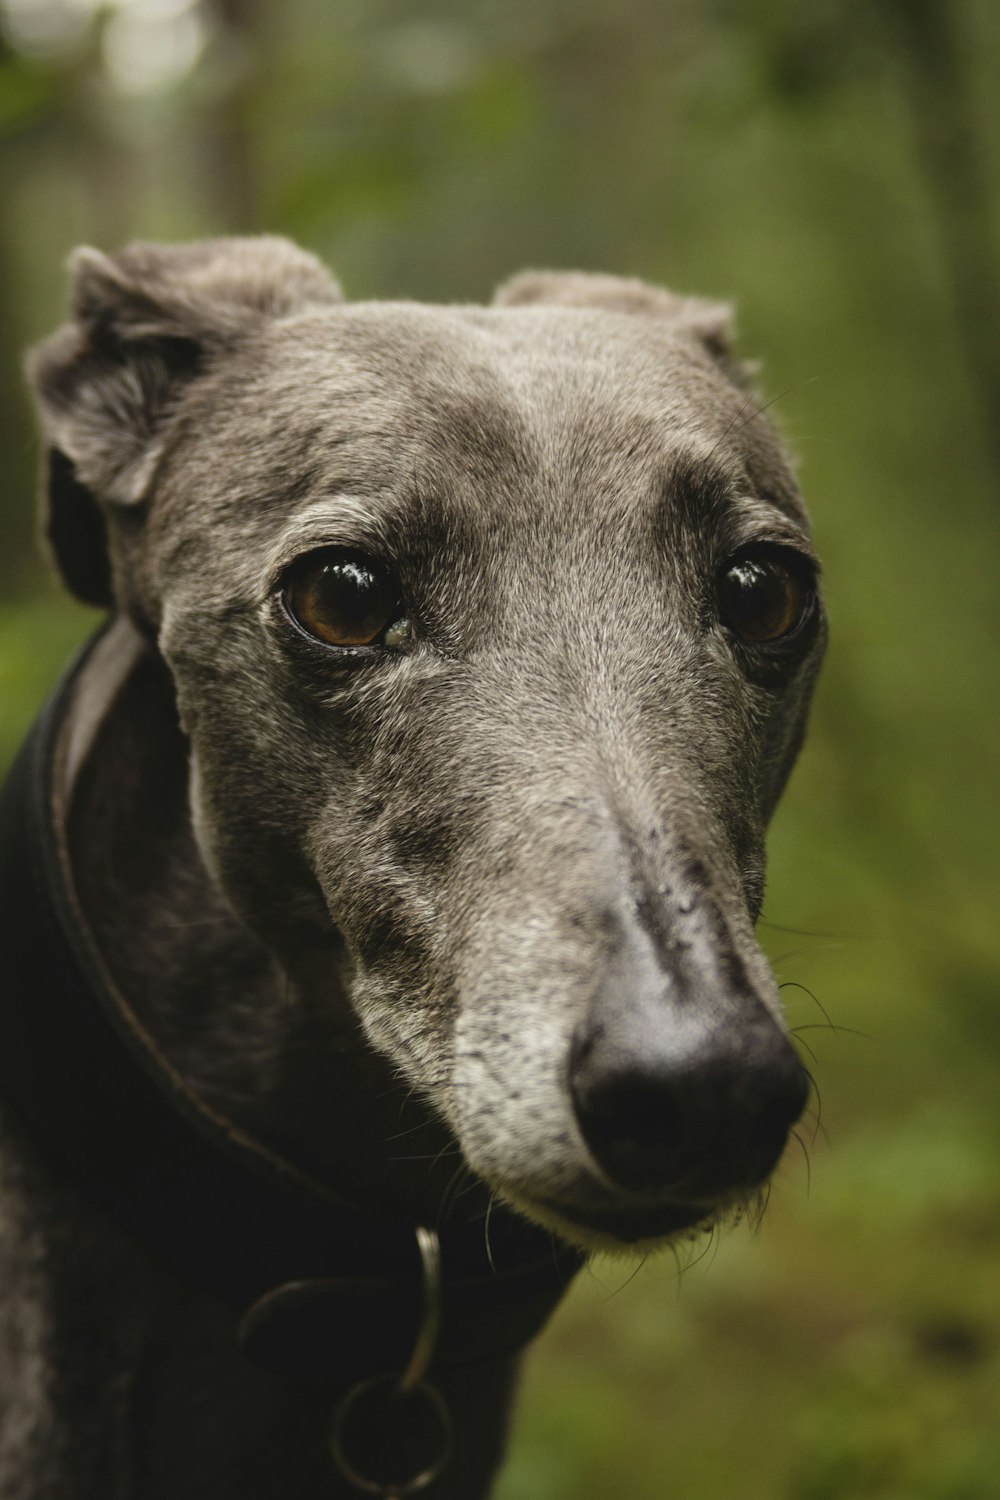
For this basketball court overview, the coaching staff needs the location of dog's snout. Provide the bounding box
[569,1012,809,1199]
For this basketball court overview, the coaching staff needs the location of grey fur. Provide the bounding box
[3,236,825,1497]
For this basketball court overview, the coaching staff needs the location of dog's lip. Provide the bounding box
[538,1195,712,1244]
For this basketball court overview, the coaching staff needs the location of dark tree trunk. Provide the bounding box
[203,0,264,232]
[884,0,1000,478]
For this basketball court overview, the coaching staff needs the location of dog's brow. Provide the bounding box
[261,497,394,590]
[658,450,811,554]
[725,496,817,556]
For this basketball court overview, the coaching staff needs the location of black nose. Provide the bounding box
[569,1014,809,1198]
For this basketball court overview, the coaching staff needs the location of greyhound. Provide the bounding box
[0,237,825,1499]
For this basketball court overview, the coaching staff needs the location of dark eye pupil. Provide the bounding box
[284,551,402,646]
[718,554,808,642]
[315,559,389,636]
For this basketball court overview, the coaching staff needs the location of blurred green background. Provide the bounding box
[1,1,998,1495]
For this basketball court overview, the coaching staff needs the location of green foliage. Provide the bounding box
[1,1,998,1494]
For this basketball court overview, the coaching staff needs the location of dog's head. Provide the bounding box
[29,238,825,1250]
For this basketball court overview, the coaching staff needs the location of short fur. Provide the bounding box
[2,236,825,1497]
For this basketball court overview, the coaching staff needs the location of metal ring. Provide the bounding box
[329,1373,453,1496]
[329,1228,451,1494]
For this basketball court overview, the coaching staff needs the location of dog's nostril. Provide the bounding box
[755,1103,790,1162]
[743,1065,811,1182]
[570,1062,690,1195]
[570,1025,808,1199]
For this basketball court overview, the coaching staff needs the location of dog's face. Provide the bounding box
[31,240,825,1250]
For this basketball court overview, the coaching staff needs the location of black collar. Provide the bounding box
[0,627,583,1384]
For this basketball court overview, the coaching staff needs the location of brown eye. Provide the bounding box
[282,550,406,648]
[717,548,814,644]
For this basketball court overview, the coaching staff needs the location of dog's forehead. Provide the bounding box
[154,300,806,587]
[252,300,755,455]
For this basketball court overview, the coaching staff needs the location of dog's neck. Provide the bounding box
[60,617,471,1224]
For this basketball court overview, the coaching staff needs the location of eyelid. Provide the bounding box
[259,500,394,598]
[723,538,821,582]
[722,509,820,572]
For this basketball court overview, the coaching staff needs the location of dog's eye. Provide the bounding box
[717,548,815,644]
[281,550,407,648]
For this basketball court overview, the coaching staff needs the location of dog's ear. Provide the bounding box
[492,270,736,368]
[27,237,342,606]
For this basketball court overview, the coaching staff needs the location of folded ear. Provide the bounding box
[492,269,736,367]
[27,236,342,606]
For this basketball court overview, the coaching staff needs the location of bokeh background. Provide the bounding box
[1,2,998,1496]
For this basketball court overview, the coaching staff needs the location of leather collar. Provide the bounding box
[0,626,583,1383]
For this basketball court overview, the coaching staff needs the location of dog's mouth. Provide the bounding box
[539,1195,715,1247]
[495,1184,721,1253]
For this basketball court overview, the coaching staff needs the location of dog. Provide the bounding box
[0,237,825,1498]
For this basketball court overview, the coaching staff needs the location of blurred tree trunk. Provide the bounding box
[0,30,41,594]
[884,0,1000,478]
[205,0,263,231]
[0,203,38,598]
